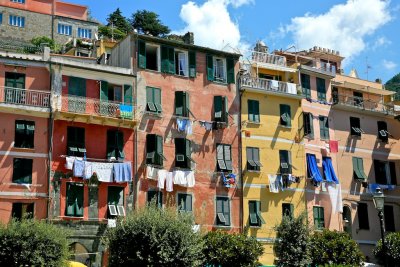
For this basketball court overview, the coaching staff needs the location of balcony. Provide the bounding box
[240,76,301,98]
[246,51,296,73]
[333,94,397,116]
[299,64,336,78]
[0,86,50,114]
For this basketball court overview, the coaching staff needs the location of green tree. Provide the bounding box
[104,203,204,267]
[386,73,400,100]
[203,230,263,267]
[309,229,364,267]
[274,213,311,267]
[130,10,170,37]
[374,232,400,266]
[0,218,70,267]
[107,8,131,34]
[98,25,127,41]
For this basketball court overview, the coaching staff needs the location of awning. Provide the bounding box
[322,157,339,184]
[306,154,323,183]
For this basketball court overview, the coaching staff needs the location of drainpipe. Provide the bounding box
[46,48,54,221]
[133,34,139,209]
[51,0,55,41]
[237,71,244,232]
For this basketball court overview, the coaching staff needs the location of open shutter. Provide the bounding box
[65,184,75,216]
[185,92,190,117]
[168,47,175,74]
[227,58,235,84]
[100,80,108,101]
[216,198,225,224]
[138,40,146,68]
[214,96,222,119]
[223,198,230,226]
[75,185,84,217]
[389,162,397,185]
[256,201,265,224]
[206,54,214,81]
[124,84,132,105]
[189,51,196,78]
[185,194,192,212]
[156,135,163,166]
[223,96,229,123]
[175,91,184,116]
[248,100,254,122]
[254,101,259,122]
[154,88,162,113]
[161,46,169,73]
[185,139,192,167]
[249,201,258,225]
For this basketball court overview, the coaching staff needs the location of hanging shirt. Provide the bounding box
[84,161,93,180]
[73,159,85,178]
[157,170,167,189]
[166,172,174,192]
[65,157,75,170]
[268,174,279,193]
[177,118,188,132]
[92,162,113,183]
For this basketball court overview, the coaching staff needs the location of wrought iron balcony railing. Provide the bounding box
[0,86,50,108]
[240,76,299,96]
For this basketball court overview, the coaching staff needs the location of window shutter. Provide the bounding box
[138,40,146,68]
[22,159,32,184]
[216,198,223,219]
[117,131,124,159]
[248,100,254,122]
[185,139,191,158]
[123,84,132,105]
[253,148,260,164]
[223,198,230,226]
[223,96,229,123]
[156,135,163,166]
[217,145,224,160]
[227,58,235,84]
[313,206,319,224]
[389,162,397,185]
[255,201,265,224]
[175,91,184,116]
[154,88,161,107]
[168,47,175,74]
[189,51,196,77]
[146,87,153,105]
[249,201,258,225]
[161,46,169,73]
[100,80,108,101]
[75,185,84,217]
[317,78,326,100]
[185,92,190,117]
[308,113,314,137]
[65,184,75,216]
[186,194,192,212]
[254,101,259,122]
[214,96,222,119]
[206,54,214,81]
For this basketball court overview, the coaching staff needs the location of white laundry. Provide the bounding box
[84,161,93,180]
[186,121,193,135]
[327,183,343,213]
[92,162,113,183]
[147,166,158,180]
[268,174,279,193]
[65,157,75,170]
[287,82,297,94]
[185,171,195,188]
[166,172,174,192]
[157,170,167,189]
[173,170,186,185]
[271,80,279,89]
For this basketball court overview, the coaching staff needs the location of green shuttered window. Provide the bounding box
[177,193,192,212]
[67,127,85,157]
[313,206,325,230]
[319,116,329,140]
[216,196,230,226]
[107,186,124,218]
[146,87,162,113]
[316,77,326,101]
[107,130,124,160]
[301,73,311,98]
[246,147,262,171]
[206,54,234,84]
[138,40,146,69]
[175,138,193,169]
[214,96,228,123]
[161,45,175,74]
[280,104,291,127]
[304,112,314,138]
[279,150,292,174]
[352,157,367,181]
[65,183,84,217]
[248,100,260,123]
[15,120,35,149]
[13,158,32,184]
[146,134,164,167]
[216,144,232,171]
[189,51,196,78]
[249,200,265,227]
[175,91,190,117]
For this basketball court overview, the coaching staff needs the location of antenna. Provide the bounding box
[365,56,372,80]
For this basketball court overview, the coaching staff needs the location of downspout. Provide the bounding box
[133,34,139,209]
[46,51,54,221]
[237,70,244,232]
[51,0,55,41]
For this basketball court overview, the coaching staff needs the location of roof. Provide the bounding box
[332,80,395,96]
[136,33,242,58]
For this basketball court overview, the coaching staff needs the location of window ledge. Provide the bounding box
[6,183,34,187]
[213,225,232,230]
[173,167,194,171]
[249,225,262,229]
[246,170,261,173]
[59,216,85,220]
[246,121,262,125]
[144,111,163,118]
[12,147,35,151]
[279,125,292,129]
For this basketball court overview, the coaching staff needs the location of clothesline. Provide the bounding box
[59,155,132,163]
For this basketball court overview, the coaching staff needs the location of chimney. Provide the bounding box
[254,41,268,53]
[183,32,194,45]
[375,78,382,84]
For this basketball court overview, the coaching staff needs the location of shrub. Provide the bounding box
[104,203,204,267]
[274,213,311,267]
[0,218,70,267]
[203,230,264,267]
[374,232,400,266]
[309,229,364,267]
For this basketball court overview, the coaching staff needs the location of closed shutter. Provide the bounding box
[223,96,229,123]
[248,100,254,122]
[189,51,196,78]
[185,139,192,168]
[249,201,258,225]
[161,46,169,73]
[138,40,146,68]
[123,84,132,105]
[175,91,184,116]
[206,54,214,81]
[214,96,222,119]
[185,92,190,117]
[227,58,235,84]
[319,116,329,140]
[317,78,326,100]
[216,198,225,224]
[168,47,175,73]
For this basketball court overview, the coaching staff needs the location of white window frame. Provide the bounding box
[9,15,24,27]
[77,27,92,39]
[146,43,161,72]
[58,23,72,36]
[175,49,188,77]
[213,57,226,83]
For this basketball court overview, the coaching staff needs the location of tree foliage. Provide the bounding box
[130,10,170,37]
[106,8,131,34]
[0,218,70,267]
[105,204,204,267]
[98,25,127,41]
[374,232,400,266]
[309,229,364,267]
[203,230,264,267]
[386,73,400,100]
[274,213,311,267]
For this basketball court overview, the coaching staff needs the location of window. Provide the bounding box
[216,196,230,226]
[188,51,196,78]
[249,201,265,227]
[14,120,34,148]
[100,81,131,104]
[175,138,194,169]
[0,13,3,25]
[67,127,85,157]
[216,144,232,171]
[107,186,124,218]
[146,134,165,167]
[384,205,395,232]
[77,28,92,39]
[175,50,188,76]
[9,15,25,27]
[248,100,260,123]
[65,183,84,217]
[350,117,362,136]
[13,158,32,184]
[214,96,229,123]
[304,113,314,138]
[319,116,329,140]
[58,23,72,35]
[206,55,235,84]
[377,121,389,142]
[357,202,369,230]
[146,87,162,113]
[12,203,33,220]
[175,91,190,117]
[147,190,163,208]
[246,147,262,171]
[138,40,158,71]
[316,77,326,101]
[177,193,192,212]
[282,203,294,219]
[352,157,367,181]
[313,206,325,230]
[301,73,311,98]
[279,150,292,174]
[279,104,291,127]
[353,91,363,107]
[5,72,25,88]
[11,0,25,3]
[107,130,124,160]
[374,160,396,185]
[161,45,175,74]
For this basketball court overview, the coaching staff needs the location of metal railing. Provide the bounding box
[248,50,287,67]
[59,95,134,119]
[240,76,299,96]
[333,94,396,115]
[0,86,50,108]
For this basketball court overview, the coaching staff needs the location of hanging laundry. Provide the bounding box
[92,162,113,183]
[199,120,213,131]
[287,82,297,95]
[268,174,279,193]
[368,183,396,193]
[271,80,279,89]
[185,171,195,188]
[173,170,186,185]
[185,120,193,135]
[157,170,167,189]
[222,173,236,188]
[65,156,75,170]
[113,163,132,182]
[329,140,339,153]
[166,172,174,192]
[327,183,343,213]
[146,166,158,180]
[73,159,85,177]
[83,161,93,180]
[177,118,188,132]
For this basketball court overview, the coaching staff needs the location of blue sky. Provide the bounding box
[69,0,399,83]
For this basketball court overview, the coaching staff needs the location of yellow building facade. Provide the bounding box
[240,43,306,266]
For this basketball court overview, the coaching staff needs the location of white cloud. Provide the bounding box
[284,0,391,65]
[372,36,391,49]
[383,59,397,70]
[175,0,252,52]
